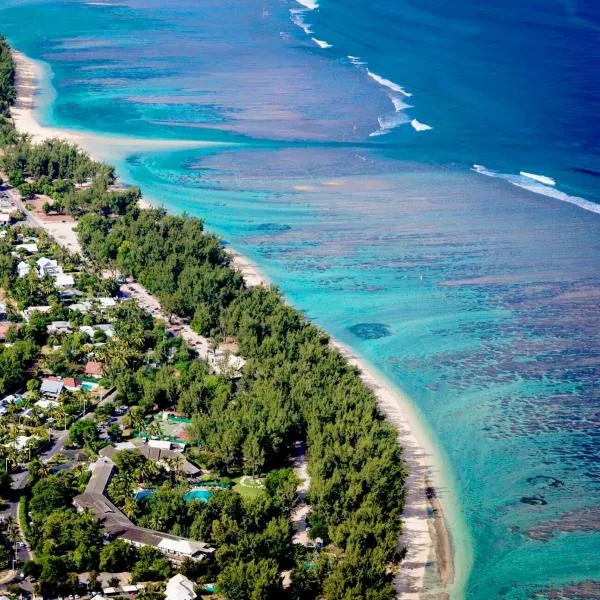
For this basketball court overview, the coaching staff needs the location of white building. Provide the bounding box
[54,273,75,289]
[17,261,30,278]
[36,257,61,278]
[16,243,38,254]
[165,574,197,600]
[35,398,59,411]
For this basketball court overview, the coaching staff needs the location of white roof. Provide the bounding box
[96,297,117,308]
[69,303,92,313]
[0,213,10,222]
[35,399,59,410]
[165,574,196,600]
[4,435,35,451]
[79,325,95,337]
[37,256,57,268]
[17,243,38,253]
[157,538,201,556]
[55,274,75,287]
[148,439,172,450]
[114,441,136,451]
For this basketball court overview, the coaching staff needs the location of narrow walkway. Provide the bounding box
[291,441,311,546]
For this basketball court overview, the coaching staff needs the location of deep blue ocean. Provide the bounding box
[1,1,599,598]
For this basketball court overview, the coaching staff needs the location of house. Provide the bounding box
[17,261,30,278]
[47,321,73,335]
[36,257,61,278]
[165,574,197,600]
[0,213,11,226]
[68,302,92,314]
[54,273,75,289]
[0,303,6,319]
[22,305,51,322]
[16,243,38,254]
[40,379,64,398]
[93,297,117,310]
[84,361,104,378]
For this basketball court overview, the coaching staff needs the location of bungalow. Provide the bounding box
[54,273,75,289]
[40,379,64,398]
[17,261,30,278]
[36,257,61,278]
[22,305,52,322]
[47,321,73,335]
[84,361,104,378]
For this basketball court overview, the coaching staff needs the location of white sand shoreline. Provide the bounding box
[10,46,461,599]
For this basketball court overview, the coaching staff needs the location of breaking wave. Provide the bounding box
[473,165,600,215]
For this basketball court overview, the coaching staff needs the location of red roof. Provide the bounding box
[84,361,104,376]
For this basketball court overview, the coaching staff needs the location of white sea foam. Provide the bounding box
[348,55,365,66]
[411,118,432,132]
[390,95,411,112]
[472,165,600,216]
[290,9,313,34]
[311,37,332,48]
[369,112,411,137]
[366,69,412,97]
[296,0,319,8]
[519,171,556,186]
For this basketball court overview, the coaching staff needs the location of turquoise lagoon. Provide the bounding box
[1,1,600,598]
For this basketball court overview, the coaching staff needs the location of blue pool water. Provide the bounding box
[134,490,154,502]
[1,1,599,598]
[183,489,212,503]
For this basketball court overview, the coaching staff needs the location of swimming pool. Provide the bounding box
[134,490,154,501]
[81,381,98,391]
[183,488,212,502]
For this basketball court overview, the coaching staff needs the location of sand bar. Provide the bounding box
[9,46,457,599]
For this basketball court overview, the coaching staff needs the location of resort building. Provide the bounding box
[74,451,213,564]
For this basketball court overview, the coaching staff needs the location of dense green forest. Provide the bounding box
[0,34,408,599]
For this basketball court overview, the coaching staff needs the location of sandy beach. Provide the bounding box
[10,50,223,161]
[9,46,456,599]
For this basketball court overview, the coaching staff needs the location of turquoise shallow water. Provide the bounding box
[1,1,600,598]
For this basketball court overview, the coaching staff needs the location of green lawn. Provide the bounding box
[232,475,265,500]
